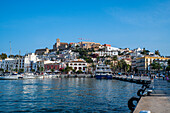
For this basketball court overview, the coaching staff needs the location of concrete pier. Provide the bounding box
[134,78,170,113]
[112,75,151,84]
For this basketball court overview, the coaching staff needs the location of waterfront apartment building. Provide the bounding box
[1,53,38,72]
[1,58,16,72]
[44,62,65,72]
[136,56,170,73]
[68,59,87,73]
[23,53,38,72]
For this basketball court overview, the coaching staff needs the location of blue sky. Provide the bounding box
[0,0,170,56]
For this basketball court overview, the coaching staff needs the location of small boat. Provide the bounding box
[0,73,23,80]
[23,73,37,79]
[42,73,60,78]
[95,63,113,79]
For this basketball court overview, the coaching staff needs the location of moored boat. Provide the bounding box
[0,73,23,80]
[95,63,113,79]
[23,72,37,79]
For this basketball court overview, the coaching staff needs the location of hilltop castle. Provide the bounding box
[53,38,68,50]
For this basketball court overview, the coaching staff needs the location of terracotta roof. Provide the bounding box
[60,42,68,45]
[35,49,46,51]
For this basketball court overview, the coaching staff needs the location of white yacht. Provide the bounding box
[23,73,37,79]
[0,73,23,80]
[95,63,113,79]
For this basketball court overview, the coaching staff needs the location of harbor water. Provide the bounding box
[0,78,141,112]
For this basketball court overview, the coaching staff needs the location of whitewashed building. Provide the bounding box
[68,59,87,72]
[105,46,119,51]
[1,53,39,72]
[1,58,16,71]
[23,53,38,72]
[94,51,118,57]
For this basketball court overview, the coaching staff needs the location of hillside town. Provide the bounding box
[0,38,170,76]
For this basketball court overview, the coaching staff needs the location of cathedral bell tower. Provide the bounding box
[56,38,60,48]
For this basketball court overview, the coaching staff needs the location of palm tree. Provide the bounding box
[166,60,170,76]
[117,59,128,73]
[166,66,170,77]
[51,69,54,72]
[150,61,162,73]
[112,56,118,73]
[91,63,96,71]
[65,66,72,74]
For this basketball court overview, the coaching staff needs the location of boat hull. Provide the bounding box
[95,75,113,79]
[0,76,23,80]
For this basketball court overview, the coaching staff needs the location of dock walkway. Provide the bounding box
[134,78,170,113]
[112,75,151,84]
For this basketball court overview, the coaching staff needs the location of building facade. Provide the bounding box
[94,51,118,57]
[136,56,170,73]
[68,59,87,72]
[35,48,49,55]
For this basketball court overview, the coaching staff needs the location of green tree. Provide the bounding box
[91,63,96,69]
[9,55,14,58]
[0,68,4,72]
[117,59,128,73]
[133,67,138,74]
[112,56,117,61]
[72,69,76,73]
[15,55,22,58]
[112,56,118,72]
[31,69,35,72]
[168,60,170,66]
[56,51,60,55]
[141,48,150,55]
[77,70,82,74]
[155,50,160,56]
[166,60,170,76]
[13,68,18,72]
[105,60,111,65]
[65,66,72,73]
[0,53,7,59]
[39,67,44,72]
[126,64,131,72]
[5,70,8,72]
[166,66,170,76]
[51,69,54,72]
[19,69,24,73]
[150,61,162,73]
[97,56,100,62]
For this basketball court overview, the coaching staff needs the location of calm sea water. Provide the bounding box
[0,78,141,112]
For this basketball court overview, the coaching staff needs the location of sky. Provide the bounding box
[0,0,170,56]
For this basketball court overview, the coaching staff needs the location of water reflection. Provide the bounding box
[0,78,141,112]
